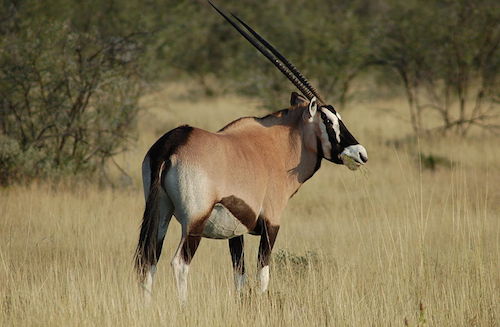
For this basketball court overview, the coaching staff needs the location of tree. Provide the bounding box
[371,0,499,135]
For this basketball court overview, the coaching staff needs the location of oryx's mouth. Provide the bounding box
[340,154,362,170]
[340,144,368,171]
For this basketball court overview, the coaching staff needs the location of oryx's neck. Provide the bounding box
[261,107,322,185]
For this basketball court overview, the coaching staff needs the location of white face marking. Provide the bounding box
[320,108,341,143]
[257,265,270,293]
[340,144,368,170]
[318,121,332,160]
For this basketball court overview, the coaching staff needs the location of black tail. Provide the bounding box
[134,175,163,280]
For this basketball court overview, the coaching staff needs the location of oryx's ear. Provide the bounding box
[303,97,317,122]
[290,92,308,106]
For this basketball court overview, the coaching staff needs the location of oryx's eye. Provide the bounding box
[325,119,332,124]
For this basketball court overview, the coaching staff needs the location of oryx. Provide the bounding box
[134,1,368,303]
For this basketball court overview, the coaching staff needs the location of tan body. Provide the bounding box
[166,108,318,237]
[137,97,327,301]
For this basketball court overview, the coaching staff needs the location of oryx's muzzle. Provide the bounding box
[340,144,368,170]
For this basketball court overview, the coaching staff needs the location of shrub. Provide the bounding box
[0,20,142,185]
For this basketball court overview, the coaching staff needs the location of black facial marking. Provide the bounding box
[318,106,359,164]
[338,120,359,147]
[319,111,339,145]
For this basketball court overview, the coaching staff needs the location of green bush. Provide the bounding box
[370,0,499,135]
[0,20,141,185]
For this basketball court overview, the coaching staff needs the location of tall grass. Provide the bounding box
[1,84,498,326]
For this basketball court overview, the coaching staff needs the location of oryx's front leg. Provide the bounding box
[229,236,245,293]
[171,234,201,304]
[257,221,280,293]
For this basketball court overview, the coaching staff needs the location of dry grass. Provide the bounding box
[1,83,499,326]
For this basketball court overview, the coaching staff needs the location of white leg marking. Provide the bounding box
[171,250,189,304]
[257,265,270,293]
[233,271,246,293]
[143,264,156,304]
[172,257,189,303]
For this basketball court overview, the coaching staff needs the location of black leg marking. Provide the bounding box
[257,221,280,268]
[229,236,245,275]
[181,235,201,264]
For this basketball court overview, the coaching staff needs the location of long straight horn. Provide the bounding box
[230,13,325,104]
[208,0,319,103]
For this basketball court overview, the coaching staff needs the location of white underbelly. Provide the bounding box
[202,203,248,239]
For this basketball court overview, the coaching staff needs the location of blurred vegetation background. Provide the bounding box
[0,0,498,185]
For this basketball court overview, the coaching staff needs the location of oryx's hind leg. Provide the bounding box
[229,236,245,293]
[257,220,280,293]
[171,228,202,304]
[143,193,173,302]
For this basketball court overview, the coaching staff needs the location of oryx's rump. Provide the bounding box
[134,125,193,278]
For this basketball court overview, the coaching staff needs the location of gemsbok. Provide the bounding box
[135,1,368,303]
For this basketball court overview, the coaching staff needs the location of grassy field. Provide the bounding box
[1,84,499,326]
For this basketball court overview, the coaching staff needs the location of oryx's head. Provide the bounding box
[210,1,368,170]
[292,93,367,170]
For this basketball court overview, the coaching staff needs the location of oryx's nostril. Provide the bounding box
[359,153,368,163]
